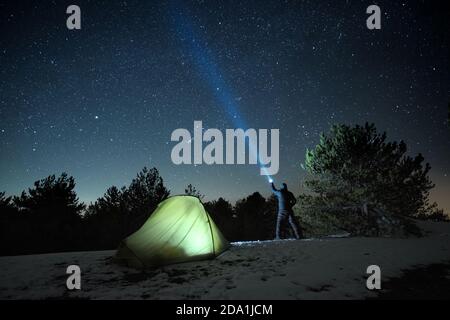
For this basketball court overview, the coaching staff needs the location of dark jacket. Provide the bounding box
[271,183,297,213]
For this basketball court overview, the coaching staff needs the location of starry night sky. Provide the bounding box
[1,0,449,211]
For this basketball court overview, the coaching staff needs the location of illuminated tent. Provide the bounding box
[114,195,230,268]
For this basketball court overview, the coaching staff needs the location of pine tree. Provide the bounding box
[301,123,434,235]
[13,173,85,252]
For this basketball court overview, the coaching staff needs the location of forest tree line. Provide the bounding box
[1,123,448,256]
[0,168,280,256]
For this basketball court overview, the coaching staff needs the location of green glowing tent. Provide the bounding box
[114,195,230,268]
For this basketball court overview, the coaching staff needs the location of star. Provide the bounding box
[0,0,447,213]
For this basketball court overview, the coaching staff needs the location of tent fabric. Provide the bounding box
[114,195,230,268]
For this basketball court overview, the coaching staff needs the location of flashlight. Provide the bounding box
[269,178,273,183]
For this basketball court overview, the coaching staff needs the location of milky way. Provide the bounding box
[0,1,448,211]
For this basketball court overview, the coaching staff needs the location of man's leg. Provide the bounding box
[275,213,282,240]
[288,214,302,239]
[276,211,290,239]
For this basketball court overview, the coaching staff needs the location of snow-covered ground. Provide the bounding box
[1,221,449,300]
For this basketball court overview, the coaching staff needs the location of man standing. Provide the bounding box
[271,182,302,239]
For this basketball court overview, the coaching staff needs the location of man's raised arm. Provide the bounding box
[271,182,278,192]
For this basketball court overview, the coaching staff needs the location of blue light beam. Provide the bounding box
[169,1,274,182]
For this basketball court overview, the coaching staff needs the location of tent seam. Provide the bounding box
[120,241,145,268]
[204,206,215,255]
